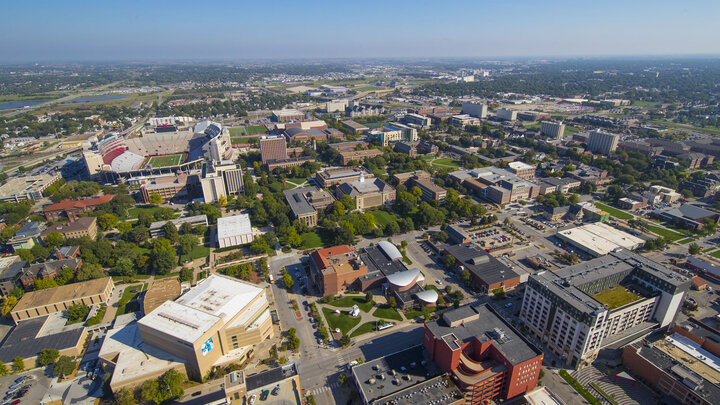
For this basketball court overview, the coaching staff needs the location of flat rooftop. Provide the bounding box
[0,174,58,196]
[139,300,222,344]
[426,304,543,366]
[556,222,644,256]
[217,214,252,239]
[12,276,112,313]
[284,187,319,216]
[592,285,643,310]
[352,345,443,405]
[0,316,85,363]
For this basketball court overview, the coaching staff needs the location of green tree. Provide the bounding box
[152,249,177,275]
[34,277,58,290]
[141,380,161,404]
[365,292,374,303]
[16,249,33,262]
[53,356,76,377]
[39,348,59,366]
[13,357,24,372]
[149,192,163,205]
[158,369,184,401]
[0,362,7,376]
[116,221,132,235]
[689,242,701,255]
[180,222,194,235]
[112,388,136,405]
[283,273,294,290]
[76,262,105,281]
[163,221,179,243]
[1,296,18,317]
[44,232,65,249]
[179,267,193,283]
[67,304,90,322]
[97,213,119,231]
[387,296,397,307]
[113,257,136,277]
[177,234,199,256]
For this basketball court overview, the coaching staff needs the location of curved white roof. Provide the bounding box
[386,268,421,288]
[377,241,402,261]
[415,289,439,303]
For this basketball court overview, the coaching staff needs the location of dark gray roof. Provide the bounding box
[361,245,407,277]
[13,221,44,239]
[283,187,317,216]
[425,304,543,366]
[654,204,718,221]
[0,316,85,363]
[540,177,581,186]
[246,363,298,391]
[443,244,520,286]
[0,261,27,281]
[351,345,443,405]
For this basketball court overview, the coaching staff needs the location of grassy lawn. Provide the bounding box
[404,306,438,320]
[132,246,151,256]
[180,245,210,262]
[231,137,259,144]
[371,211,398,227]
[648,119,720,137]
[565,125,580,135]
[592,285,642,310]
[301,232,324,249]
[594,202,633,220]
[326,296,375,312]
[631,100,661,107]
[372,305,403,321]
[115,283,147,318]
[229,125,267,136]
[645,224,686,242]
[127,206,179,219]
[431,158,462,169]
[710,250,720,259]
[350,322,379,338]
[322,307,361,335]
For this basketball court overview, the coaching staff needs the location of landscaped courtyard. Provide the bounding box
[592,285,642,310]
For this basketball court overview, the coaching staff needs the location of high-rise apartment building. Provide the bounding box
[540,121,566,139]
[520,250,690,367]
[200,161,244,203]
[461,101,488,119]
[587,130,619,154]
[259,136,287,162]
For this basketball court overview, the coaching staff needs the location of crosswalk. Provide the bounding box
[307,382,340,396]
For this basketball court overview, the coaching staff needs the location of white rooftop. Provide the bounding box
[217,214,252,240]
[138,274,265,343]
[138,300,221,343]
[508,161,535,171]
[557,222,644,256]
[176,273,265,320]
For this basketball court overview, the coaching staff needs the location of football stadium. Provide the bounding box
[83,121,233,182]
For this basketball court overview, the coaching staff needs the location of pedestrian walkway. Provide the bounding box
[306,381,340,396]
[573,365,656,405]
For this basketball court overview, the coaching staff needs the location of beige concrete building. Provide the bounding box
[217,214,253,248]
[335,175,396,210]
[42,216,98,240]
[284,186,335,227]
[11,277,115,323]
[137,274,274,380]
[588,130,620,154]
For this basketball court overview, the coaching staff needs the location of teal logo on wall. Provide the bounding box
[201,337,214,356]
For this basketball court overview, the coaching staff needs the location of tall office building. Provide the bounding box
[496,108,517,121]
[461,101,488,119]
[540,121,566,139]
[259,136,287,162]
[587,130,619,154]
[200,161,244,203]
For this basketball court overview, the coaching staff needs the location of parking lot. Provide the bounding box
[0,370,49,405]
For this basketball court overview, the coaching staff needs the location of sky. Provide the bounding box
[1,0,719,63]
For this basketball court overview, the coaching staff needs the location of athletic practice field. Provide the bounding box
[143,153,187,168]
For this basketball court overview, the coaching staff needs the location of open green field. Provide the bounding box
[372,305,403,321]
[350,322,379,338]
[404,306,438,320]
[370,211,398,227]
[592,285,642,310]
[353,86,386,92]
[648,120,720,137]
[631,100,662,107]
[326,296,375,312]
[322,308,361,335]
[180,245,210,263]
[645,224,687,242]
[710,250,720,259]
[144,153,186,168]
[231,137,259,145]
[431,158,462,169]
[229,125,267,136]
[301,232,324,249]
[565,126,580,135]
[594,202,633,220]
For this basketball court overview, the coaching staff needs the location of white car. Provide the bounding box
[250,394,257,405]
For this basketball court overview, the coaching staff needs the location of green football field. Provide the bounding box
[144,153,186,168]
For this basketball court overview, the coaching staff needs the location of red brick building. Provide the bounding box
[43,194,115,222]
[309,245,368,296]
[423,304,543,404]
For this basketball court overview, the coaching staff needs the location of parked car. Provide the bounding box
[272,385,281,396]
[250,394,257,405]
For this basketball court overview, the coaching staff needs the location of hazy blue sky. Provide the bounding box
[2,0,719,62]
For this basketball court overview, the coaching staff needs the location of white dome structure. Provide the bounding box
[415,289,439,304]
[377,241,402,261]
[386,268,423,289]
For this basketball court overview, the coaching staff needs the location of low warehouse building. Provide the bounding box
[556,222,644,257]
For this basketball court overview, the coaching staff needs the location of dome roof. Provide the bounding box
[415,289,439,303]
[377,241,402,261]
[386,268,421,288]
